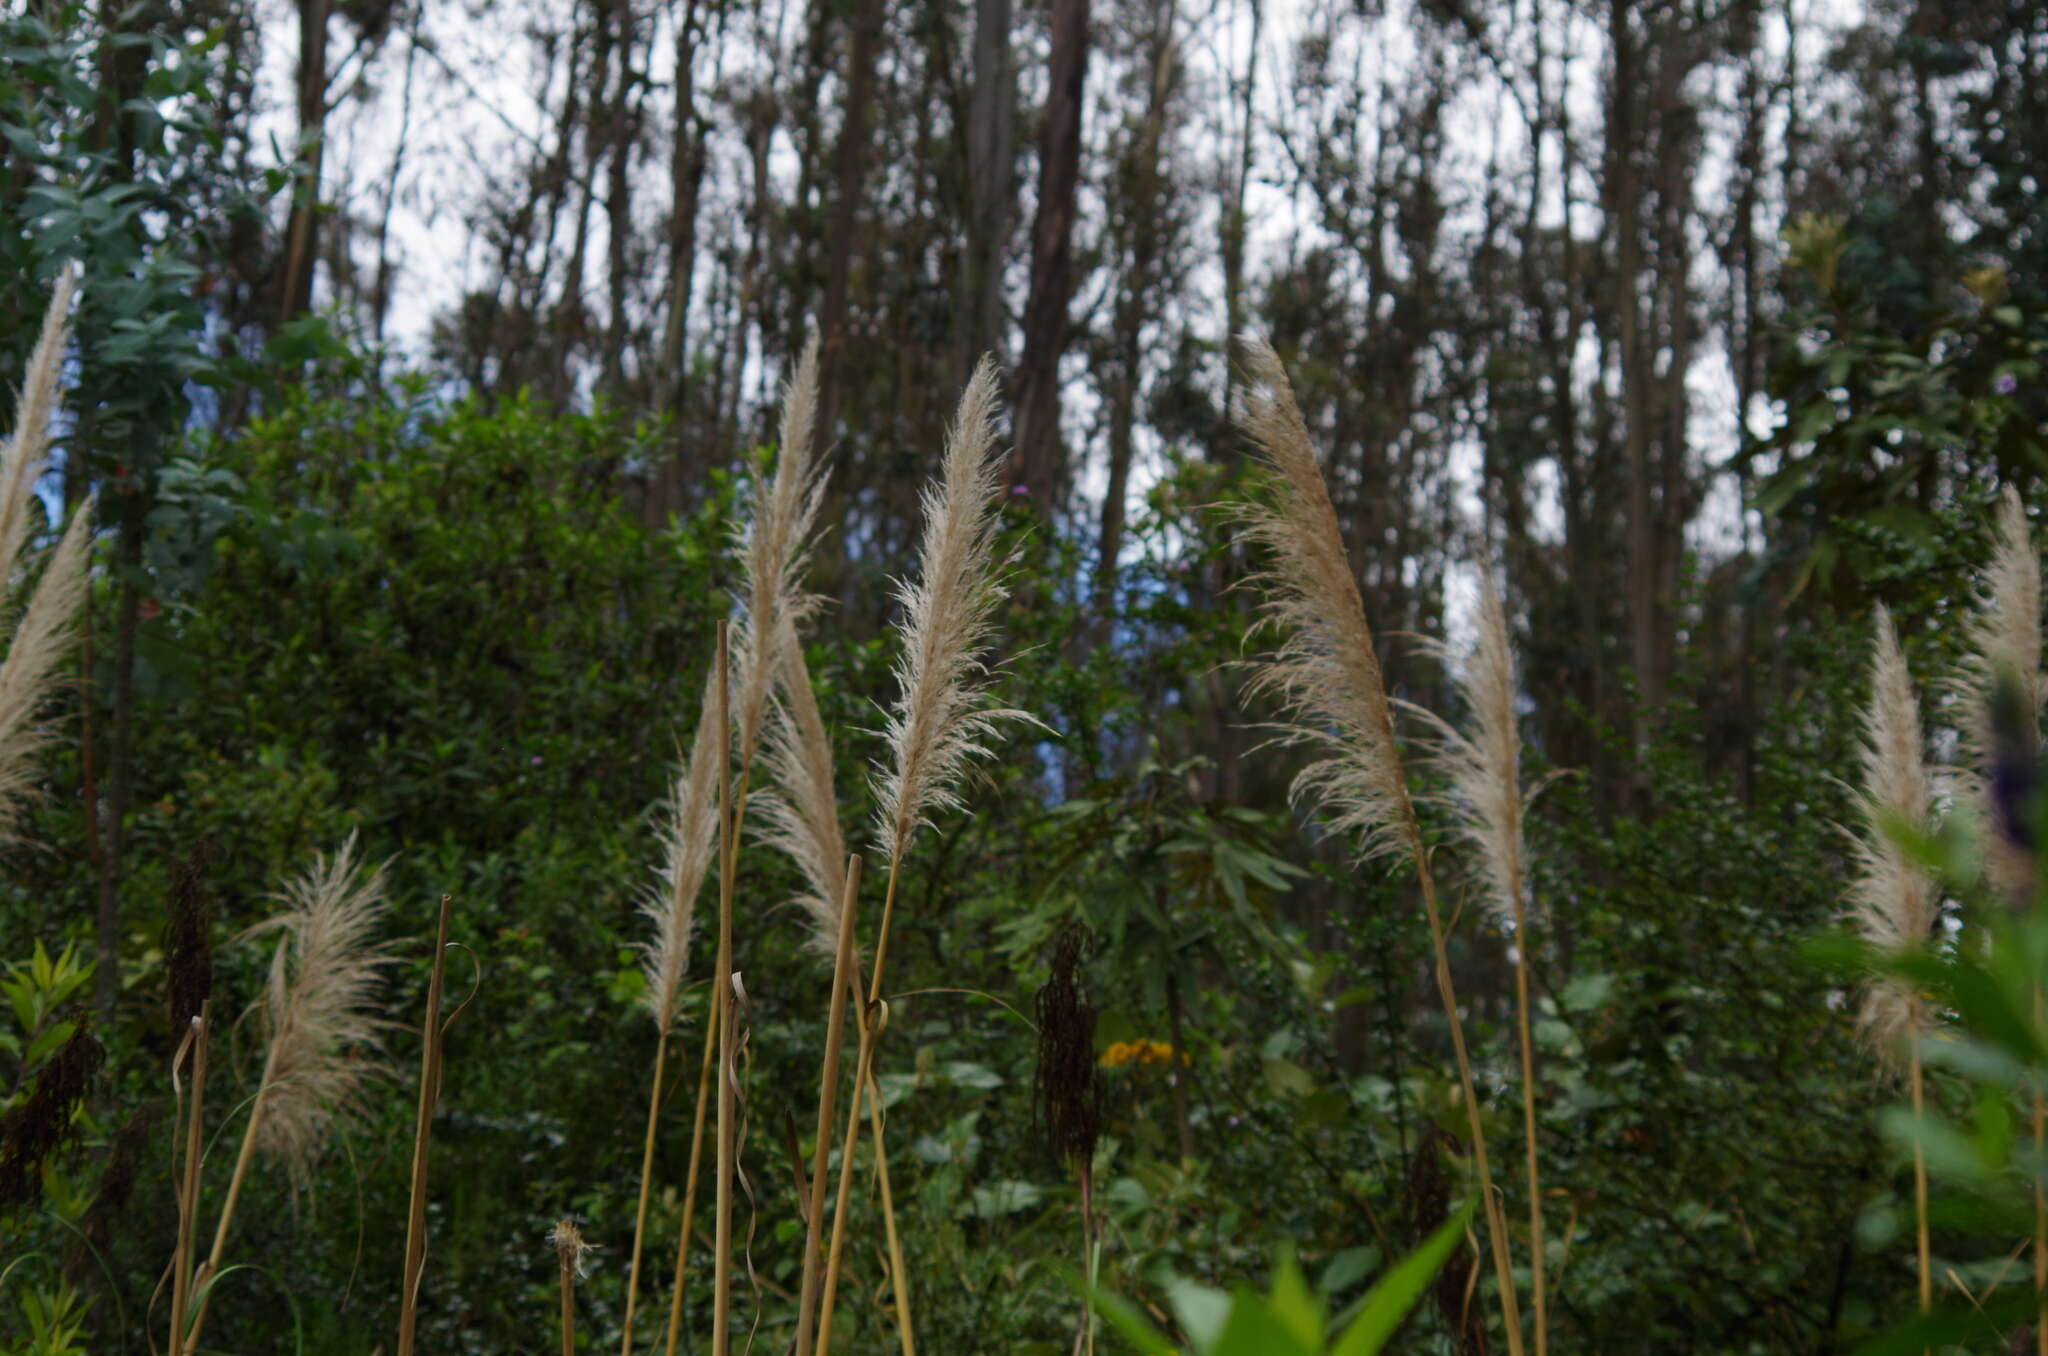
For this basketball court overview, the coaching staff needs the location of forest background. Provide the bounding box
[4,0,2048,1349]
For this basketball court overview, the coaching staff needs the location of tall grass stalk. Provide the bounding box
[660,988,720,1356]
[622,683,721,1356]
[711,622,737,1356]
[793,853,863,1356]
[396,893,455,1356]
[1411,563,1545,1355]
[1235,337,1523,1355]
[1847,607,1939,1320]
[813,1000,883,1356]
[166,1003,210,1356]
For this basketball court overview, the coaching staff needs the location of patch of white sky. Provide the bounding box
[251,0,1869,644]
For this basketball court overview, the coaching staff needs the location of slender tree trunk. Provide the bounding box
[552,0,610,405]
[279,0,331,322]
[813,0,886,460]
[371,12,422,343]
[602,0,641,396]
[92,525,142,1024]
[1606,0,1659,766]
[960,0,1015,386]
[1216,0,1261,456]
[1164,965,1194,1167]
[1097,0,1175,606]
[652,0,707,525]
[1010,0,1091,509]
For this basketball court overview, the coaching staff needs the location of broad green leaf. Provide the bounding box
[1264,1253,1324,1347]
[1164,1275,1231,1350]
[1209,1290,1317,1355]
[1331,1198,1475,1356]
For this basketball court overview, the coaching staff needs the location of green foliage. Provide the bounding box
[1754,214,2048,602]
[0,4,278,501]
[3,1276,90,1356]
[1086,1200,1474,1355]
[0,331,2019,1354]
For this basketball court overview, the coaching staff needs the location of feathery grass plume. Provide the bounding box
[643,339,823,1356]
[0,268,76,590]
[0,266,94,846]
[1850,607,1939,1059]
[1407,560,1550,1356]
[819,361,1027,1356]
[237,834,393,1181]
[1408,564,1526,930]
[1846,605,1939,1320]
[191,834,394,1351]
[641,681,722,1029]
[1951,487,2042,899]
[731,329,827,766]
[1233,335,1524,1356]
[1958,487,2041,770]
[872,356,1030,865]
[1235,341,1413,867]
[0,505,93,843]
[660,333,828,1352]
[755,618,848,955]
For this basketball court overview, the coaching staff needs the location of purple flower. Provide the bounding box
[1996,372,2020,396]
[531,755,544,765]
[1010,484,1031,497]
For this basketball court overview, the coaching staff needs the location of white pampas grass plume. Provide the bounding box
[1956,486,2041,767]
[732,330,827,766]
[0,268,91,845]
[641,681,722,1030]
[1949,487,2040,899]
[872,357,1033,860]
[1408,562,1526,928]
[0,268,76,590]
[0,507,92,844]
[755,618,849,955]
[242,834,393,1184]
[1849,606,1938,1066]
[1236,336,1417,863]
[1233,337,1528,1353]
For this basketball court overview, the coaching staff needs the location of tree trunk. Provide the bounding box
[1216,0,1261,456]
[1097,0,1175,607]
[1607,0,1659,763]
[93,527,142,1024]
[960,0,1015,386]
[602,0,641,396]
[278,0,331,322]
[652,0,707,525]
[1011,0,1091,510]
[813,0,886,461]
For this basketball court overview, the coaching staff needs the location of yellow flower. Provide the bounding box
[1098,1039,1187,1069]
